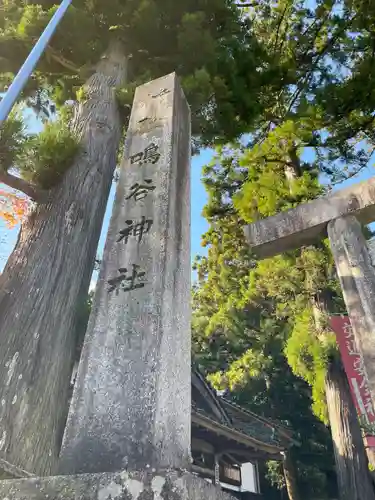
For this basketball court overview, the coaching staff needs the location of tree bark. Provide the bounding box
[0,40,127,476]
[278,159,303,500]
[0,171,44,201]
[325,358,375,500]
[283,451,301,500]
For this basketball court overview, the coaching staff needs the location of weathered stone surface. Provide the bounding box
[244,177,375,257]
[0,470,237,500]
[58,73,191,475]
[328,215,375,404]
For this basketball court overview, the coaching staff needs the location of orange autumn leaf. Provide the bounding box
[0,189,29,228]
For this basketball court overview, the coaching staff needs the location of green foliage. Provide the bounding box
[193,146,338,495]
[0,93,78,190]
[20,117,79,189]
[116,85,136,111]
[75,86,88,103]
[192,2,375,498]
[285,307,335,422]
[0,0,286,200]
[0,110,26,171]
[0,0,273,147]
[208,349,272,391]
[266,460,285,490]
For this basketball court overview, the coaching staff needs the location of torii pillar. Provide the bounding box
[244,177,375,405]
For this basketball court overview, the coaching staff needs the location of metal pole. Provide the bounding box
[0,0,72,125]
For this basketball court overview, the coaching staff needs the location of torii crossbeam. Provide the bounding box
[244,177,375,406]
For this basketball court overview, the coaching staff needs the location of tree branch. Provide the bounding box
[288,146,302,176]
[45,46,80,74]
[285,16,357,116]
[331,163,371,186]
[274,4,289,54]
[0,170,44,202]
[262,156,297,168]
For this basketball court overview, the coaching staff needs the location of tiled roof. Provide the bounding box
[220,399,284,448]
[191,368,297,450]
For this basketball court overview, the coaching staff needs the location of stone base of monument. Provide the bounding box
[0,469,238,500]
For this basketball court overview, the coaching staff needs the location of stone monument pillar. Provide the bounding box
[0,72,235,500]
[59,72,191,475]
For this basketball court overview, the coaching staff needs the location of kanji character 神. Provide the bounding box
[117,216,153,244]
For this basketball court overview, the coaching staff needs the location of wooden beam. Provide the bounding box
[191,464,215,479]
[192,437,215,454]
[192,412,284,456]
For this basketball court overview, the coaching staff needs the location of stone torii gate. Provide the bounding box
[243,177,375,405]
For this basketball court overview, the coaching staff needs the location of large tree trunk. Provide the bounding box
[0,40,127,476]
[278,157,302,500]
[283,451,301,500]
[325,357,375,500]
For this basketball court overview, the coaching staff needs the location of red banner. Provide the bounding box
[329,315,375,447]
